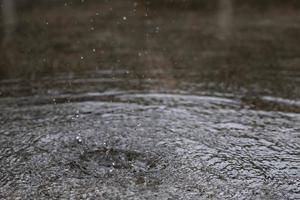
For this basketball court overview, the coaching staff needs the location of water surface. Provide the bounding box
[0,0,300,199]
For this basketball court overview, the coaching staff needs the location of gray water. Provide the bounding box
[1,70,300,199]
[1,1,300,199]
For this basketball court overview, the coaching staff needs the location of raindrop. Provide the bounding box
[76,136,82,143]
[155,26,160,33]
[123,16,127,21]
[92,49,96,53]
[80,56,84,60]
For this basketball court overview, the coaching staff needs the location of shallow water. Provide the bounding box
[1,0,300,199]
[1,71,300,199]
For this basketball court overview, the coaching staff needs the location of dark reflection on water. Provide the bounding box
[1,0,300,98]
[0,0,300,199]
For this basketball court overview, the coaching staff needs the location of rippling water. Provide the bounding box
[1,0,300,199]
[1,70,300,199]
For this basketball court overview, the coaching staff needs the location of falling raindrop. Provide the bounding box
[155,26,160,33]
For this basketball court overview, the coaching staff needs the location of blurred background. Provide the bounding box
[1,0,300,102]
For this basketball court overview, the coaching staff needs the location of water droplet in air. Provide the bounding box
[76,136,82,143]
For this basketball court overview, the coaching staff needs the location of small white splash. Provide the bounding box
[123,16,127,21]
[76,136,82,143]
[90,27,95,31]
[92,49,96,53]
[80,56,84,60]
